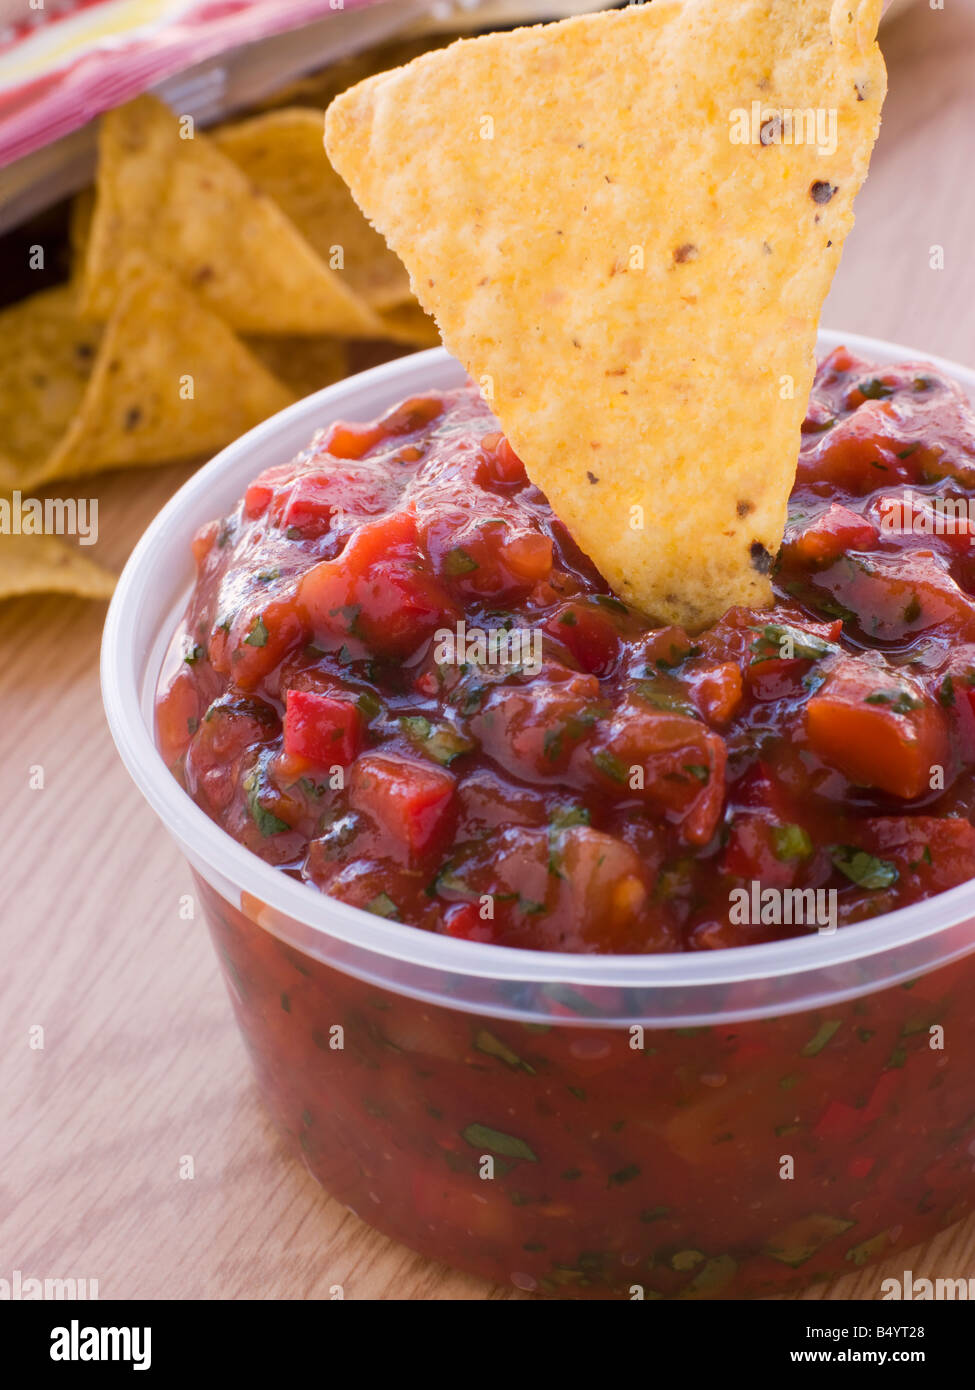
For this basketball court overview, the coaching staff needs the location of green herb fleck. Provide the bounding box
[461,1122,537,1162]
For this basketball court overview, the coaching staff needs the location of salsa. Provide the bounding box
[156,348,975,1297]
[158,347,975,952]
[199,882,975,1299]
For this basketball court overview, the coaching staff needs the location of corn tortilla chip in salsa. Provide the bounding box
[325,0,886,628]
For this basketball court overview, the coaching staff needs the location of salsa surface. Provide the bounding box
[157,348,975,952]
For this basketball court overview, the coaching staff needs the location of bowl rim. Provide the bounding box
[101,330,975,992]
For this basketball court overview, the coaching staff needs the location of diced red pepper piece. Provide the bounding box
[350,752,456,857]
[805,657,949,799]
[284,690,362,768]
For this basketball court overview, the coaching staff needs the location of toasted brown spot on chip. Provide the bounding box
[673,242,698,263]
[750,541,773,574]
[737,500,754,518]
[810,180,837,204]
[587,470,599,484]
[760,116,782,145]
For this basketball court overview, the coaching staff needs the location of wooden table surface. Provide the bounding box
[3,0,975,1302]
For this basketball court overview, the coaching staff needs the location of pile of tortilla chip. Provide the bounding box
[0,36,445,603]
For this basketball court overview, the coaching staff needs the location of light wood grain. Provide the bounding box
[2,0,975,1301]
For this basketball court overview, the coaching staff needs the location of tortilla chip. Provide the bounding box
[377,301,440,349]
[325,0,886,629]
[214,110,411,312]
[68,187,95,280]
[0,285,101,489]
[246,334,348,400]
[80,95,385,338]
[40,254,295,483]
[0,529,115,601]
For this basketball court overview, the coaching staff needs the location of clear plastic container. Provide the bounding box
[102,335,975,1298]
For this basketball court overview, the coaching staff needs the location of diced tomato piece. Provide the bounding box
[322,420,386,460]
[872,492,975,558]
[688,663,742,724]
[191,518,220,568]
[859,816,975,896]
[244,462,297,518]
[723,812,798,888]
[324,396,444,460]
[443,902,495,942]
[848,1155,876,1180]
[797,401,911,494]
[544,604,620,676]
[209,595,308,692]
[479,433,527,485]
[597,705,727,845]
[410,1168,516,1243]
[156,668,200,766]
[813,1099,864,1142]
[786,504,879,567]
[745,656,807,702]
[298,510,455,658]
[350,753,456,858]
[500,529,553,582]
[805,657,949,799]
[284,690,362,768]
[860,1069,903,1125]
[810,550,975,642]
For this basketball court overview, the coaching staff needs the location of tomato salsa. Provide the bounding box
[158,347,975,952]
[156,348,975,1298]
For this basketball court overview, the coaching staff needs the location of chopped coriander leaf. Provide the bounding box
[593,593,628,615]
[549,804,590,831]
[443,547,479,576]
[364,892,399,919]
[749,622,836,664]
[593,749,628,784]
[771,823,813,862]
[831,846,899,890]
[857,378,894,400]
[863,688,921,713]
[607,1163,641,1187]
[356,690,382,718]
[244,615,268,647]
[243,766,289,837]
[461,1123,537,1162]
[632,680,698,717]
[801,1020,842,1057]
